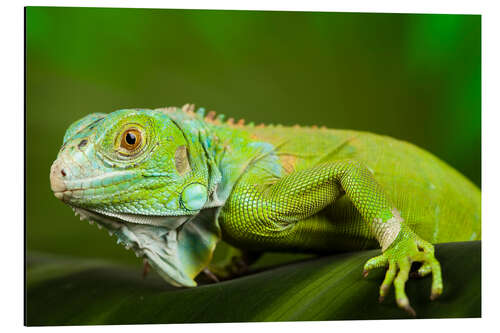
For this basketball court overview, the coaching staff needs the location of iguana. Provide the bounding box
[49,104,481,316]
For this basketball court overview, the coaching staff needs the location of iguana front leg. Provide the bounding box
[222,159,442,315]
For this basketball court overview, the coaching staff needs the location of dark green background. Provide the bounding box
[26,7,481,267]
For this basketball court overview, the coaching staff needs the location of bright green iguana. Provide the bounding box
[49,104,481,316]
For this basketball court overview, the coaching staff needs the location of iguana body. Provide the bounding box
[50,104,481,316]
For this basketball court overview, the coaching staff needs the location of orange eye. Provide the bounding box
[120,129,141,151]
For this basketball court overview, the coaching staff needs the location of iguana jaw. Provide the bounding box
[69,206,199,287]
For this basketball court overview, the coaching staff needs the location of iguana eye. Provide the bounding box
[120,129,142,151]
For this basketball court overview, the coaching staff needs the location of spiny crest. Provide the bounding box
[158,103,327,130]
[180,103,249,128]
[182,103,196,114]
[159,106,177,114]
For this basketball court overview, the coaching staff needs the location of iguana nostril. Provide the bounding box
[50,160,67,195]
[78,139,88,149]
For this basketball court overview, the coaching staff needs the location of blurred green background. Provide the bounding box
[26,7,481,267]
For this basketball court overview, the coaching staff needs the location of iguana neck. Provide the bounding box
[164,107,279,206]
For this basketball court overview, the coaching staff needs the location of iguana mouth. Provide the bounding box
[70,206,199,287]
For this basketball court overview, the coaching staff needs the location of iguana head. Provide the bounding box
[49,108,222,287]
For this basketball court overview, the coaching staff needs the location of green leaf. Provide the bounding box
[26,241,480,325]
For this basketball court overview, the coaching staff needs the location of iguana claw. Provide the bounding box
[362,225,443,317]
[203,268,220,283]
[142,259,150,279]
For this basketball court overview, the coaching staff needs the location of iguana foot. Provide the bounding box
[362,226,443,316]
[207,250,262,281]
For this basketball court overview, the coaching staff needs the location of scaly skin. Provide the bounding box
[49,104,481,316]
